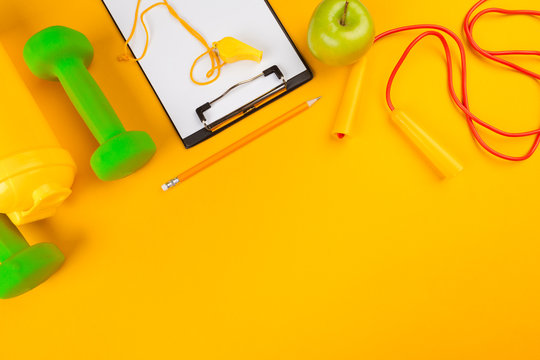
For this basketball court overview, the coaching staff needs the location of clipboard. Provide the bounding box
[101,0,313,148]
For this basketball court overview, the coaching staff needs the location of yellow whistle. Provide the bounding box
[391,109,463,178]
[0,43,76,225]
[214,37,263,64]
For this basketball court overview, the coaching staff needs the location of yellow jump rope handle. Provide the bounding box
[332,56,368,138]
[391,109,463,178]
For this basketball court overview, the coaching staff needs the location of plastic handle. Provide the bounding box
[333,56,368,138]
[55,57,125,144]
[391,109,463,178]
[0,214,28,262]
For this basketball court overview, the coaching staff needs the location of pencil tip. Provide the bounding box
[307,96,322,107]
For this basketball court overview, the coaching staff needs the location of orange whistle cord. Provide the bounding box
[119,0,223,85]
[374,0,540,161]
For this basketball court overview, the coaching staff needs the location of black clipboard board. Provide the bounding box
[101,0,313,148]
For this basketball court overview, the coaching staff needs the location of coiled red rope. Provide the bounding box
[374,0,540,161]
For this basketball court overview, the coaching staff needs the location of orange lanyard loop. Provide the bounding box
[119,0,223,85]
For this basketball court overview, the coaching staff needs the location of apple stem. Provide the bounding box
[340,1,350,26]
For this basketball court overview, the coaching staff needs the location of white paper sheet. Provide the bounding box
[102,0,309,140]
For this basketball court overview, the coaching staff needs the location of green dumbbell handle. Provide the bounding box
[24,26,157,181]
[55,57,125,145]
[0,214,65,299]
[0,215,28,262]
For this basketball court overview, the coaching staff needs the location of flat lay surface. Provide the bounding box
[1,0,539,358]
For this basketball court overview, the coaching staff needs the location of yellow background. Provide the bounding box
[1,0,540,358]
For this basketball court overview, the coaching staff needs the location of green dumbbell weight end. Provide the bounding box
[23,26,156,181]
[0,215,64,299]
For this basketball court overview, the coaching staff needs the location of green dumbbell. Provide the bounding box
[23,26,156,181]
[0,214,64,299]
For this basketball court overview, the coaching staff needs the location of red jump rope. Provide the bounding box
[374,0,540,162]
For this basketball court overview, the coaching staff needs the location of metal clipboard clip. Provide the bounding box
[196,65,288,132]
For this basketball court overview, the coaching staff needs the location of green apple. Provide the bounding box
[308,0,375,66]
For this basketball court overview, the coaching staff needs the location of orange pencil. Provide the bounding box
[161,97,321,191]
